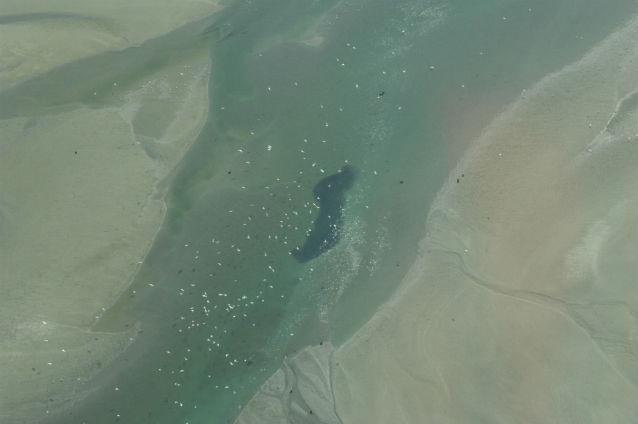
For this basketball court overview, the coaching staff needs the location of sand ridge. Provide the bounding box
[0,0,222,88]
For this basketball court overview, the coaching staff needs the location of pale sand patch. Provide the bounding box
[0,0,222,88]
[0,51,211,421]
[236,343,340,424]
[253,10,333,54]
[236,17,638,423]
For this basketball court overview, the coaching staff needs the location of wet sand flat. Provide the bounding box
[0,2,221,421]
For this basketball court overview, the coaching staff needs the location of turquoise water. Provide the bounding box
[31,0,636,423]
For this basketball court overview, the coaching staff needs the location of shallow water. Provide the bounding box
[10,0,632,422]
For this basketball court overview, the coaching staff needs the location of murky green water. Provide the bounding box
[28,0,635,422]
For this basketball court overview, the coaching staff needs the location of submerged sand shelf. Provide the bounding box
[236,17,638,424]
[0,322,138,420]
[0,5,218,420]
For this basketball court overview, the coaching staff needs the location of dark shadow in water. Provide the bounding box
[292,165,355,262]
